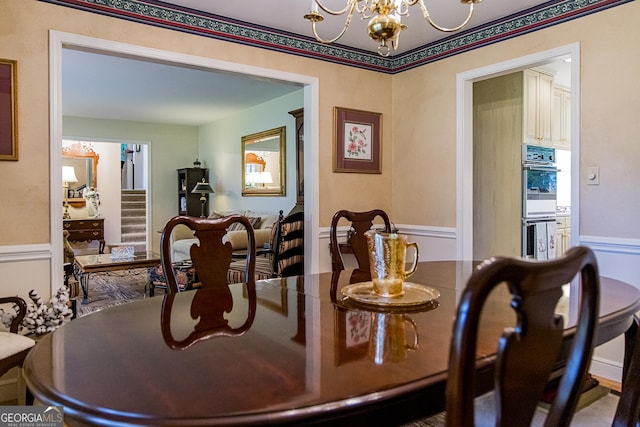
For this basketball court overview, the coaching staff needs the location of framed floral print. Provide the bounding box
[0,59,18,161]
[333,107,381,173]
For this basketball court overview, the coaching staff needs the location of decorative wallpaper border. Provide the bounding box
[39,0,632,74]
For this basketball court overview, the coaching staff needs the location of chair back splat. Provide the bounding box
[226,209,304,282]
[329,209,391,283]
[613,315,640,427]
[273,210,305,277]
[161,215,256,294]
[445,246,600,427]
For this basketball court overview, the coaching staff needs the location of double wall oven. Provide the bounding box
[522,145,558,260]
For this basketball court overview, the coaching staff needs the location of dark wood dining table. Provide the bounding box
[23,261,640,426]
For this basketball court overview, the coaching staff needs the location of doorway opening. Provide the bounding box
[457,43,580,261]
[49,31,320,293]
[62,139,150,254]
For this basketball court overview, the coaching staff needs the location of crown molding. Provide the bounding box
[40,0,632,73]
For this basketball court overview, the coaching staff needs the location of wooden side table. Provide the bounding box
[63,218,105,254]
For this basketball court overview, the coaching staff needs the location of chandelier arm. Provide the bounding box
[311,0,357,43]
[417,0,475,32]
[396,0,414,16]
[310,21,352,44]
[315,0,357,16]
[356,0,370,14]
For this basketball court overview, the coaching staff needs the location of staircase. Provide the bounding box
[120,190,147,253]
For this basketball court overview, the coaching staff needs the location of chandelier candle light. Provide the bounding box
[304,0,482,57]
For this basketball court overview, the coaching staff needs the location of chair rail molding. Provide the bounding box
[319,224,455,240]
[580,235,640,289]
[318,224,457,272]
[0,244,52,262]
[580,235,640,255]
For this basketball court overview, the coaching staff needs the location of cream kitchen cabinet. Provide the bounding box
[555,216,571,257]
[552,85,571,150]
[523,69,554,146]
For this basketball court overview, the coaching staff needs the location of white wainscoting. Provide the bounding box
[580,235,640,383]
[0,244,52,297]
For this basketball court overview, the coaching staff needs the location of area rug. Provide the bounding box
[72,268,150,317]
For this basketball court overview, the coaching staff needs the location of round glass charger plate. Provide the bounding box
[341,282,440,310]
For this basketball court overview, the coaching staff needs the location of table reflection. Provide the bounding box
[368,313,418,365]
[161,283,257,350]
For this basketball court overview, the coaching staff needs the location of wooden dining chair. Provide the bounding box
[611,315,640,427]
[226,209,304,282]
[160,215,256,293]
[443,246,600,427]
[329,209,392,283]
[0,296,36,403]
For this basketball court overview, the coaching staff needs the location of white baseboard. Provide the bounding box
[589,356,623,384]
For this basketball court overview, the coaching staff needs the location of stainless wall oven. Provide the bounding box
[523,164,558,218]
[522,217,557,260]
[522,145,558,260]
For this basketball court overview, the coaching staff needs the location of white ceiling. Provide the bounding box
[62,1,564,126]
[170,1,550,54]
[62,49,303,126]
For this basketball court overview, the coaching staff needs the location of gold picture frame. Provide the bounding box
[241,126,286,196]
[0,59,18,161]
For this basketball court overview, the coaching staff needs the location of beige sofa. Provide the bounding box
[170,210,279,262]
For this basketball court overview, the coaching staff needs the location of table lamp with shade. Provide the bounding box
[246,171,273,188]
[191,178,214,218]
[62,166,78,219]
[259,171,273,187]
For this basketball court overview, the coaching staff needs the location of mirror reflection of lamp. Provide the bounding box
[246,171,273,188]
[191,178,215,218]
[258,171,273,187]
[246,172,259,187]
[62,166,78,219]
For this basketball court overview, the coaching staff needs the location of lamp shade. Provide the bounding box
[246,172,260,185]
[259,171,273,184]
[62,166,78,183]
[191,179,214,194]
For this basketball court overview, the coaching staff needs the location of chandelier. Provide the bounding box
[304,0,482,57]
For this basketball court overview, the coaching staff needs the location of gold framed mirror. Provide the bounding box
[62,142,100,207]
[242,126,285,196]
